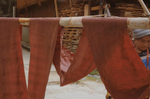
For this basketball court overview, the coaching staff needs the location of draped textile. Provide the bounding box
[28,18,60,99]
[0,18,27,99]
[2,17,150,99]
[28,17,150,99]
[82,17,150,99]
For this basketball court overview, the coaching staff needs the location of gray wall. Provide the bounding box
[22,26,30,43]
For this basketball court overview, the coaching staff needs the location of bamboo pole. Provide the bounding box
[127,18,150,29]
[104,4,111,17]
[139,0,150,16]
[19,17,150,29]
[60,17,83,27]
[13,6,16,17]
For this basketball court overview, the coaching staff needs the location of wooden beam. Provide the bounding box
[84,4,91,16]
[99,0,103,15]
[54,0,59,17]
[91,5,110,11]
[91,6,99,11]
[84,0,91,16]
[84,4,89,16]
[69,0,72,7]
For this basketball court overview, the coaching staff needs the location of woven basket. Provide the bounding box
[63,27,83,53]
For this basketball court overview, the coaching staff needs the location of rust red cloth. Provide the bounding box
[0,18,27,99]
[138,71,150,99]
[28,18,97,98]
[28,17,150,99]
[28,18,96,98]
[138,86,150,99]
[2,17,150,99]
[53,27,96,86]
[82,17,150,99]
[28,18,60,99]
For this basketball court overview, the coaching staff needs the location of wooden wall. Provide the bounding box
[17,0,56,17]
[17,0,46,9]
[29,1,55,17]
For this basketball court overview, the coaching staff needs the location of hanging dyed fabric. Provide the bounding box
[0,18,27,99]
[82,17,150,99]
[28,18,60,99]
[28,17,150,99]
[28,18,96,99]
[53,27,96,86]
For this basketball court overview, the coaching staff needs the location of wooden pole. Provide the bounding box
[84,4,90,16]
[84,0,91,16]
[139,0,150,16]
[18,17,150,29]
[54,0,59,17]
[69,0,72,7]
[99,0,103,15]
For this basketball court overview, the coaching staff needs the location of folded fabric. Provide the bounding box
[53,28,96,86]
[28,18,60,99]
[82,17,150,99]
[0,18,27,99]
[28,17,150,99]
[28,19,96,99]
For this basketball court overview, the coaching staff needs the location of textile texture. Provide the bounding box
[28,18,96,99]
[53,28,96,86]
[2,17,150,99]
[28,18,60,99]
[0,18,27,99]
[82,17,150,99]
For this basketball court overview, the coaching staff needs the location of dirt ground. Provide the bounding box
[22,48,107,99]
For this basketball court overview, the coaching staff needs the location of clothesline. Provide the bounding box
[19,17,150,29]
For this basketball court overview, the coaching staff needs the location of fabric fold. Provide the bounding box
[28,19,97,98]
[28,17,150,99]
[28,18,60,99]
[82,17,150,99]
[0,18,27,99]
[53,28,96,86]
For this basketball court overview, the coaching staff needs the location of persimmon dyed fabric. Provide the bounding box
[1,18,150,99]
[53,28,96,86]
[28,18,60,99]
[0,18,27,99]
[82,17,150,99]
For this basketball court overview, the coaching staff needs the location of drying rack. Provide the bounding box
[19,17,150,29]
